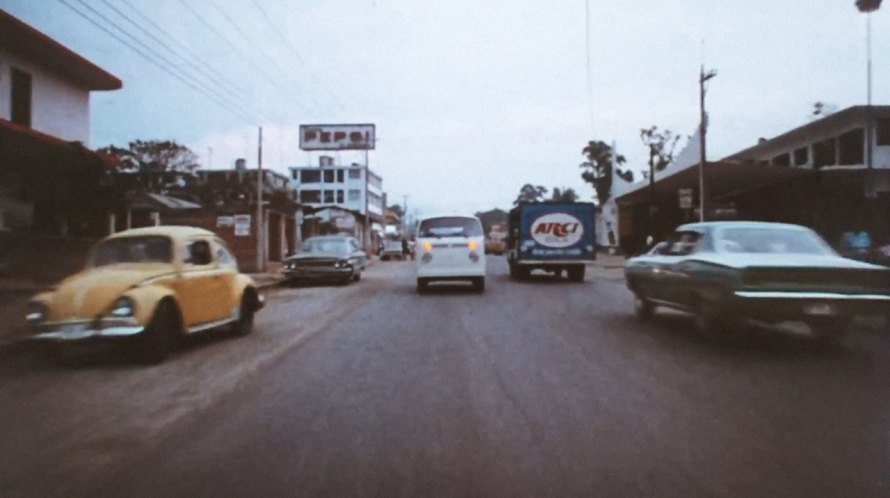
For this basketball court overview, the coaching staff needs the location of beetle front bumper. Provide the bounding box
[29,318,144,342]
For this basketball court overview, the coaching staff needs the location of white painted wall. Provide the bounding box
[0,49,91,145]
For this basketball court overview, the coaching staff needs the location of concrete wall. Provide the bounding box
[0,49,91,145]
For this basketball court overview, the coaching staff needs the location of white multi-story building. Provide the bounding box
[0,9,121,234]
[288,156,386,249]
[289,157,385,221]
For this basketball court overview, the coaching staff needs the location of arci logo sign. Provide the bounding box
[531,213,584,248]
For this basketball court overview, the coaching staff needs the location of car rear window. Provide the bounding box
[418,217,483,238]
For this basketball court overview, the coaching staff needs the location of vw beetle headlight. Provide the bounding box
[110,297,135,318]
[26,302,48,324]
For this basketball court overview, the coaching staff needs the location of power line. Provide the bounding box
[206,0,322,112]
[56,0,259,124]
[584,0,595,136]
[249,0,347,111]
[176,0,313,114]
[112,0,247,102]
[75,0,265,122]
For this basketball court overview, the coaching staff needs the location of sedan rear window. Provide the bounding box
[302,239,351,254]
[418,217,483,238]
[716,227,833,255]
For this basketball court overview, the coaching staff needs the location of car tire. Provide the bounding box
[692,298,735,335]
[634,294,655,321]
[472,277,485,293]
[568,266,585,282]
[232,291,257,337]
[416,278,428,294]
[353,271,362,282]
[138,301,179,364]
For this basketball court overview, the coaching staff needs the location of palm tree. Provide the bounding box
[580,140,625,206]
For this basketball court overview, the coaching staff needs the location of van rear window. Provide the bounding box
[418,217,482,238]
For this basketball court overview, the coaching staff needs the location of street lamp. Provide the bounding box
[856,0,881,199]
[698,66,717,222]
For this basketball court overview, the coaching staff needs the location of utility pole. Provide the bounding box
[256,126,264,273]
[699,66,716,222]
[402,195,408,234]
[856,0,881,198]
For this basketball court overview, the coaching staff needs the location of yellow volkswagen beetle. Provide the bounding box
[25,226,264,363]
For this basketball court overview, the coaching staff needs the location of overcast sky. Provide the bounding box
[2,0,887,215]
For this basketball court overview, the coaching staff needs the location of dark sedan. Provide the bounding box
[625,221,890,340]
[283,236,367,285]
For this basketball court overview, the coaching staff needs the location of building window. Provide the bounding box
[324,190,335,203]
[337,170,344,182]
[793,147,809,166]
[301,170,321,183]
[348,189,361,201]
[772,153,790,166]
[10,67,32,127]
[323,170,336,183]
[876,118,890,146]
[838,128,864,165]
[337,190,344,203]
[813,138,836,169]
[348,169,362,179]
[300,190,321,203]
[291,170,298,180]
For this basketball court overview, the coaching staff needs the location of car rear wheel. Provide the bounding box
[634,295,654,321]
[693,298,736,335]
[567,266,585,282]
[138,301,179,364]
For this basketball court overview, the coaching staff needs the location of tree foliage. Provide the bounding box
[386,204,405,219]
[513,184,549,205]
[550,187,579,202]
[97,140,200,173]
[474,208,508,235]
[640,126,682,184]
[579,141,626,206]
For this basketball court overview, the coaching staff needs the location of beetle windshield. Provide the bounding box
[715,227,835,255]
[91,236,174,266]
[302,239,351,254]
[418,217,483,238]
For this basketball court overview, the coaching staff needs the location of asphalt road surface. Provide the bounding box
[2,257,890,497]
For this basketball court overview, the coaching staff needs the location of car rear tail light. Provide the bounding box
[423,242,433,253]
[468,241,478,251]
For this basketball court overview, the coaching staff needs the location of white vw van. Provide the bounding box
[415,214,486,293]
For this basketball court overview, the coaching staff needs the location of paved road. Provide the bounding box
[2,257,890,497]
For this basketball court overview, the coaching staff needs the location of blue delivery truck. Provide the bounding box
[507,202,596,282]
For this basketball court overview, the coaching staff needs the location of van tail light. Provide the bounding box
[423,242,433,253]
[469,251,479,263]
[468,241,478,251]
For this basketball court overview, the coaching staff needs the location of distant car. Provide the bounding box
[380,239,404,261]
[625,221,890,340]
[25,226,264,363]
[484,237,506,255]
[415,215,486,293]
[284,235,366,284]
